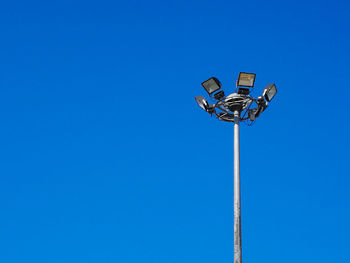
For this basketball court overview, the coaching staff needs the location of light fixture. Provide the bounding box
[195,96,209,111]
[201,77,222,96]
[262,84,277,102]
[237,72,256,88]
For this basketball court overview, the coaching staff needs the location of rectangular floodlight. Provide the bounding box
[201,77,222,95]
[263,84,277,102]
[237,72,256,88]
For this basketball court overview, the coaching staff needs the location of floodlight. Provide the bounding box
[237,72,256,88]
[201,77,222,95]
[195,96,209,111]
[262,84,277,102]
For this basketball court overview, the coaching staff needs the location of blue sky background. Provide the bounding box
[1,0,350,262]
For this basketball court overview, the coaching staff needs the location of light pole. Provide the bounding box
[233,109,241,263]
[195,73,277,263]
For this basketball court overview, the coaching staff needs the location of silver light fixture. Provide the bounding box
[262,84,277,102]
[237,72,256,88]
[195,96,209,111]
[201,77,222,96]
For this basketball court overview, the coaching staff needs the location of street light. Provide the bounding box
[195,72,277,263]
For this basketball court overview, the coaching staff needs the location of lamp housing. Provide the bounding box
[195,96,209,111]
[195,96,216,114]
[201,77,222,96]
[263,84,277,102]
[237,72,256,88]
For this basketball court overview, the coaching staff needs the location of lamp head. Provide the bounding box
[237,72,256,88]
[195,96,209,111]
[263,84,277,102]
[201,77,224,99]
[195,96,216,115]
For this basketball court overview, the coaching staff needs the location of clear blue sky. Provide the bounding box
[1,0,350,262]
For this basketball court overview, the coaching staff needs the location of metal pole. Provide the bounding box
[233,110,242,263]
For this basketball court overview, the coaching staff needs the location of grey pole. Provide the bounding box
[233,110,242,263]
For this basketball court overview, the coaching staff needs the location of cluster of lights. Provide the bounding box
[195,72,277,123]
[195,71,278,263]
